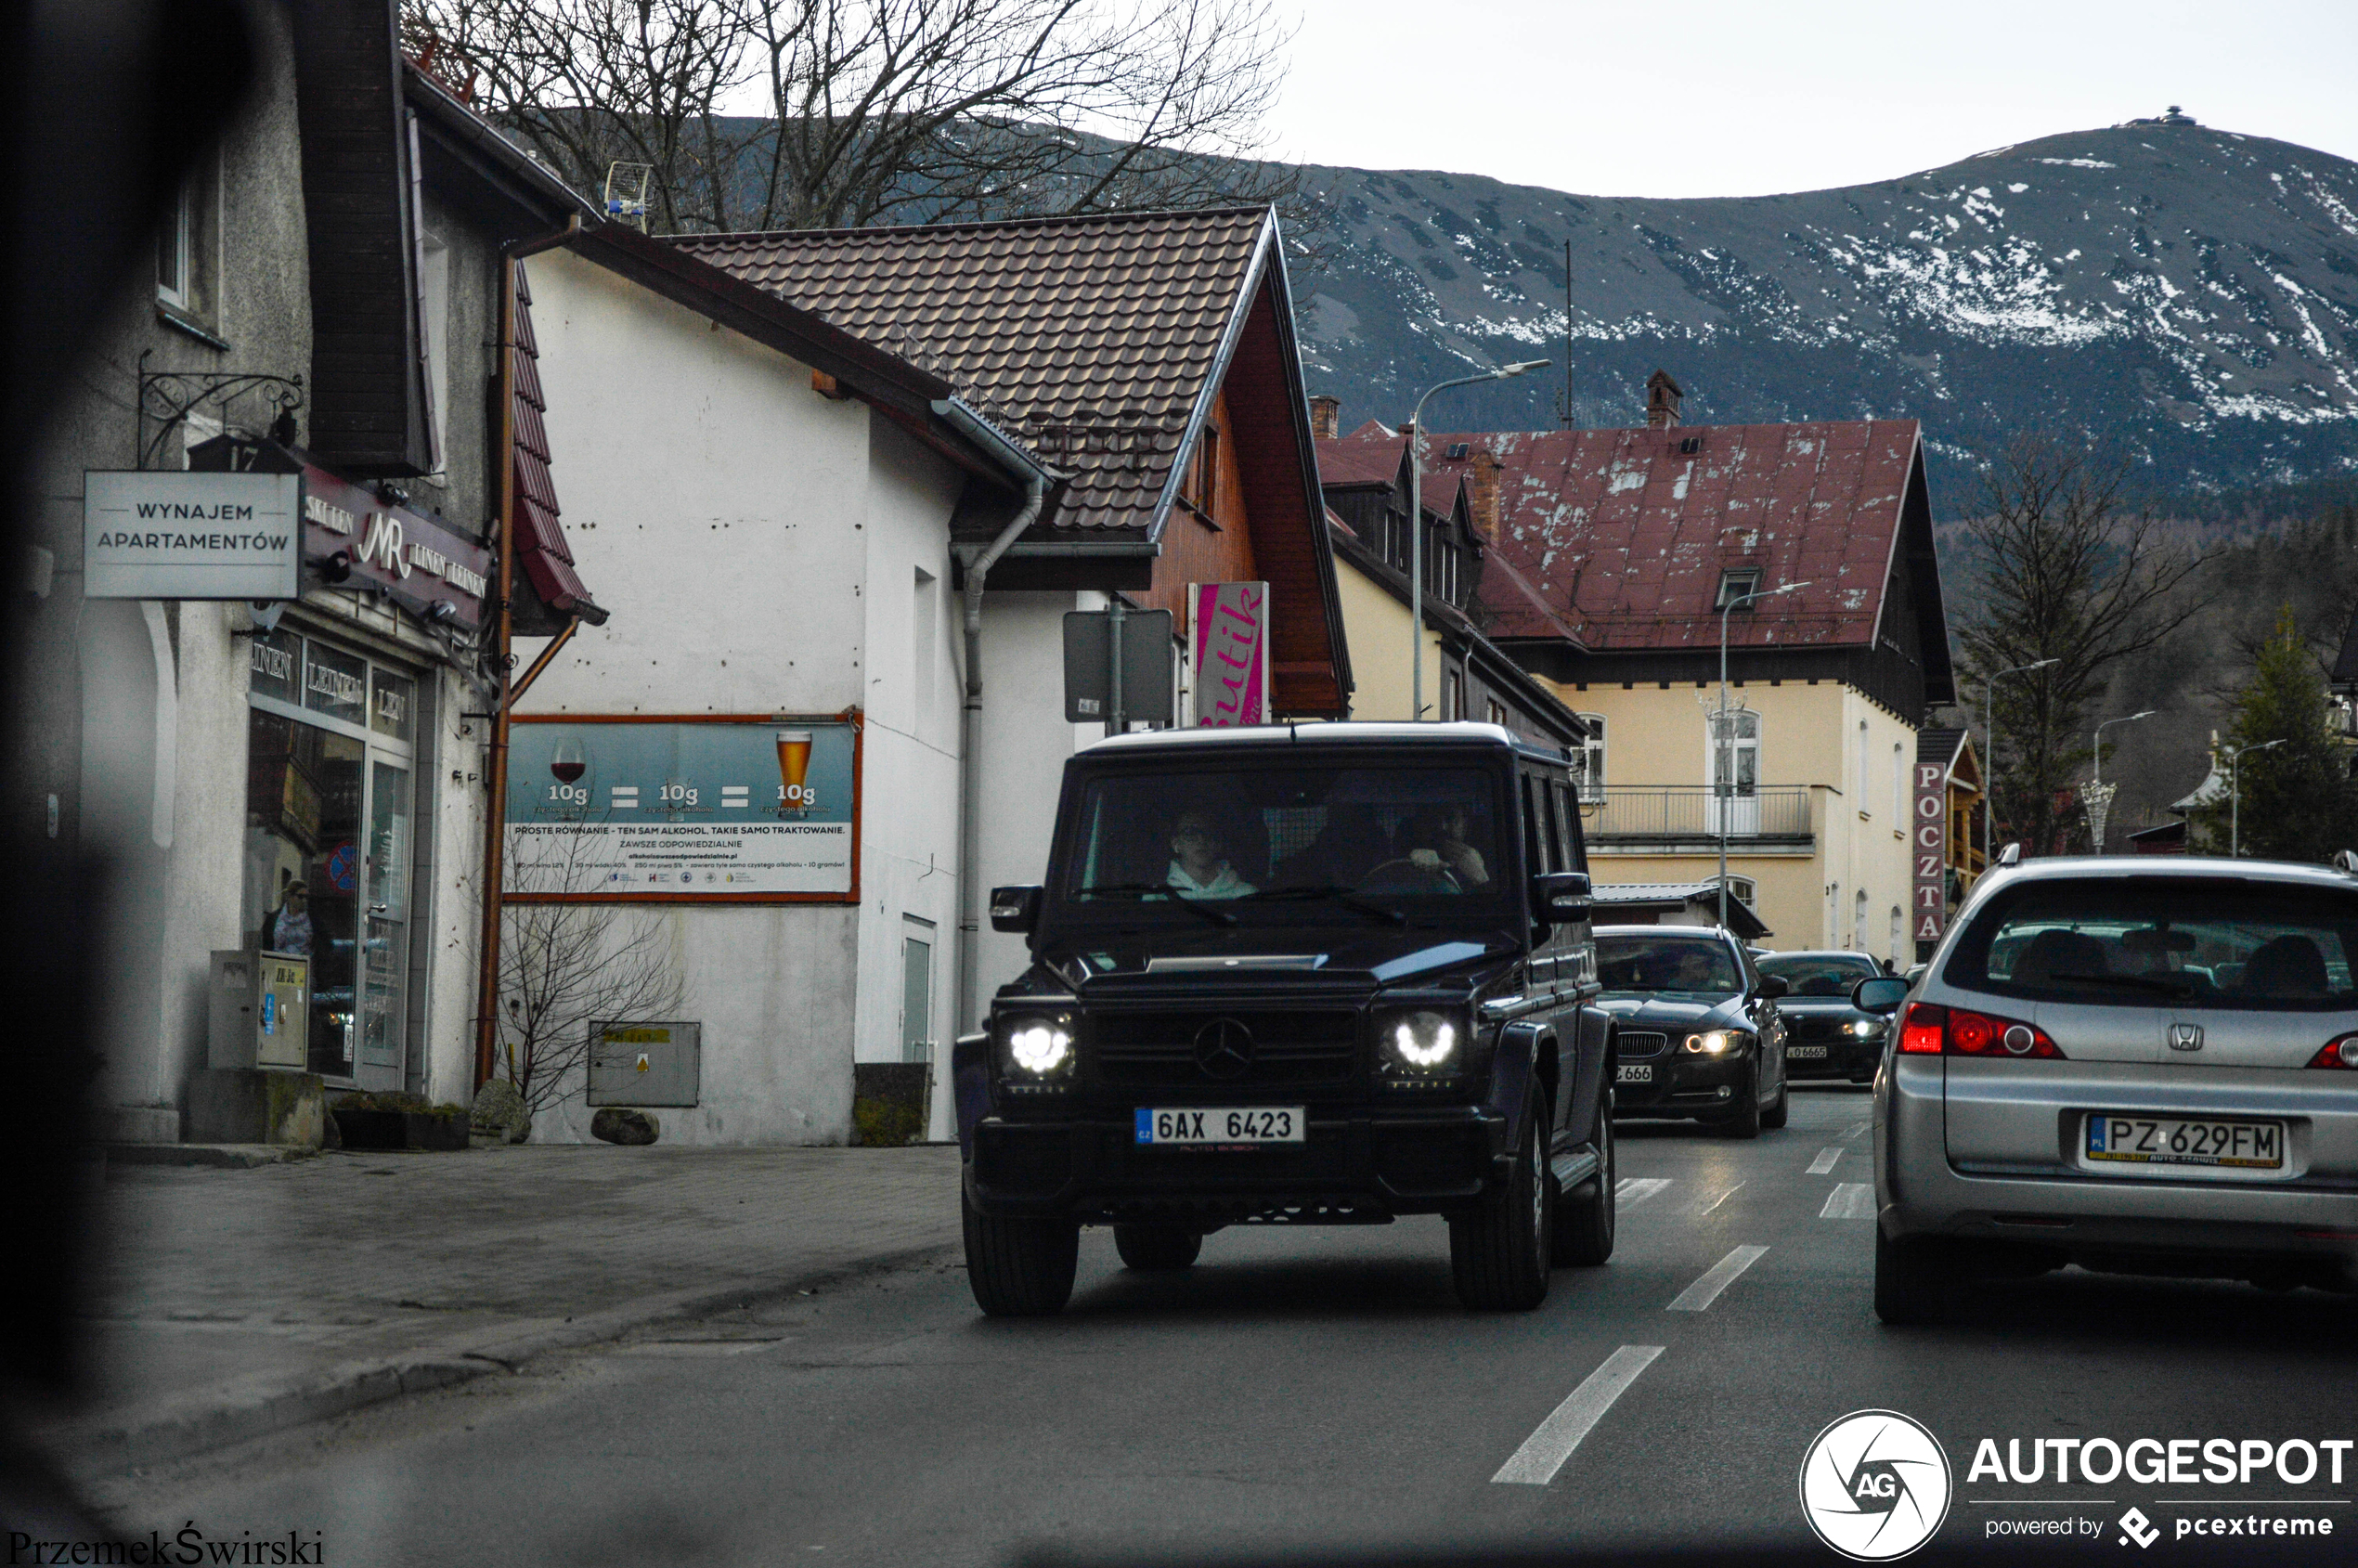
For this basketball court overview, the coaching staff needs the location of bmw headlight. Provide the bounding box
[995,1011,1077,1087]
[1683,1029,1752,1055]
[1377,1007,1471,1079]
[1850,1018,1885,1038]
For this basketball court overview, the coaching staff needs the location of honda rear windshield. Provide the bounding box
[1945,877,2358,1010]
[1596,933,1743,1000]
[1756,952,1882,997]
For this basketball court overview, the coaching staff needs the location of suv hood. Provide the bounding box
[1030,926,1522,993]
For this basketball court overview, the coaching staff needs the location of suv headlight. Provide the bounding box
[1377,1007,1471,1079]
[994,1010,1077,1088]
[1683,1029,1753,1055]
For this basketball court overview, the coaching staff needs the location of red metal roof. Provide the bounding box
[511,261,604,632]
[1343,420,1928,654]
[1314,435,1406,488]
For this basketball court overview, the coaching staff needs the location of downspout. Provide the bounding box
[934,398,1053,1035]
[474,218,579,1093]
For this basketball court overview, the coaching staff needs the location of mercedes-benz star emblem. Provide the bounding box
[1193,1017,1256,1080]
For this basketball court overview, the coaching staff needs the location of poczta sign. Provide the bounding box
[1913,761,1949,942]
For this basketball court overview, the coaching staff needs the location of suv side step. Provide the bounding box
[1550,1146,1601,1193]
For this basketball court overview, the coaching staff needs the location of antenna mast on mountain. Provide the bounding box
[1555,238,1575,427]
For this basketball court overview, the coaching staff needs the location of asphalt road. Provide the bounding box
[86,1088,2358,1565]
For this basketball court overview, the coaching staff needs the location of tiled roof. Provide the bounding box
[1314,435,1405,488]
[674,208,1274,535]
[510,260,603,632]
[1348,420,1928,654]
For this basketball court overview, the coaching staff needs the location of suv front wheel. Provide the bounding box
[964,1191,1080,1316]
[1554,1089,1615,1266]
[1451,1114,1553,1310]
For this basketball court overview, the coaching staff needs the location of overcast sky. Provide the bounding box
[1267,0,2358,200]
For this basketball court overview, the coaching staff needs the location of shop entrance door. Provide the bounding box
[900,932,933,1066]
[358,758,412,1089]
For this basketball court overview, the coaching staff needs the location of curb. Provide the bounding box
[48,1239,960,1474]
[105,1144,318,1170]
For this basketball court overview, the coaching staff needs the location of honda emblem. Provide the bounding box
[2168,1022,2204,1053]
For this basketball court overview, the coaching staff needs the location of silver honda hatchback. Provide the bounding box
[1859,856,2358,1323]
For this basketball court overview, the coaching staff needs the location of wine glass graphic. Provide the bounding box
[550,738,586,784]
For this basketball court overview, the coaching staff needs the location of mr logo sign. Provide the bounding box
[1912,762,1948,945]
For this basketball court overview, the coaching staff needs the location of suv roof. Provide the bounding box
[1085,720,1574,765]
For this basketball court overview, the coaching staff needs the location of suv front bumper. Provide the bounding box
[965,1105,1513,1224]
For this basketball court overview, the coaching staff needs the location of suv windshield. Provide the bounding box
[1949,876,2358,1010]
[1061,765,1508,918]
[1597,933,1742,999]
[1756,952,1881,997]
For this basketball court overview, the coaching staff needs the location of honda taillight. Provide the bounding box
[1898,1002,1946,1055]
[1898,1002,2066,1058]
[2309,1034,2358,1069]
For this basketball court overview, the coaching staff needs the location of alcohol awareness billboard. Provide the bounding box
[505,715,861,902]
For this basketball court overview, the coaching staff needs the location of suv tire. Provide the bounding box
[1113,1224,1201,1271]
[963,1191,1080,1316]
[1873,1227,1954,1325]
[1451,1113,1553,1310]
[1715,1064,1764,1139]
[1553,1090,1616,1266]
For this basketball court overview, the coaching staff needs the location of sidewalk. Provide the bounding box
[39,1142,965,1475]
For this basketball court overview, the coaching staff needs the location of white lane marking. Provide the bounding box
[1614,1177,1672,1209]
[1820,1183,1876,1219]
[1807,1147,1843,1174]
[1841,1120,1871,1142]
[1701,1181,1744,1213]
[1666,1244,1769,1312]
[1491,1344,1666,1485]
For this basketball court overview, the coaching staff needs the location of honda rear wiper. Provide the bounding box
[1070,883,1237,926]
[2048,971,2195,1000]
[1239,885,1409,927]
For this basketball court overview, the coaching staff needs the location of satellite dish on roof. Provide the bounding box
[603,162,653,230]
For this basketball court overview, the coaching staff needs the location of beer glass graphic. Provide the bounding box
[775,730,813,813]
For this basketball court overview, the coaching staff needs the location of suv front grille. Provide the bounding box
[1092,1009,1360,1091]
[1617,1031,1669,1059]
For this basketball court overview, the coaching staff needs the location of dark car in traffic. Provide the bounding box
[1594,926,1790,1135]
[1754,950,1889,1083]
[959,722,1616,1317]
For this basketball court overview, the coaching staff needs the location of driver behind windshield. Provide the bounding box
[1166,809,1257,900]
[1404,804,1490,888]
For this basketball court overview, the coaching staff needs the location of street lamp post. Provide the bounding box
[1716,580,1811,930]
[2085,709,2156,853]
[2224,738,2285,858]
[1982,657,2058,864]
[1406,361,1549,720]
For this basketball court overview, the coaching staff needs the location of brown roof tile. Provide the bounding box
[674,208,1273,535]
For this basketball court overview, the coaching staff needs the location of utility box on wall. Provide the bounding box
[588,1021,701,1107]
[208,950,309,1070]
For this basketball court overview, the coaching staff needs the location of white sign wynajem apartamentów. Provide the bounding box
[83,471,302,600]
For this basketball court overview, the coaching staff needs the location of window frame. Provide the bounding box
[1714,567,1764,611]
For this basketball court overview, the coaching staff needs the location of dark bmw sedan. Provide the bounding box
[1754,950,1890,1084]
[1594,926,1790,1136]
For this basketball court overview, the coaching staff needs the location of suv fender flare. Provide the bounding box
[952,1030,991,1155]
[1485,1020,1548,1157]
[1564,1004,1614,1144]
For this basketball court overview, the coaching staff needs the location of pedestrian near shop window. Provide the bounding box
[265,878,313,956]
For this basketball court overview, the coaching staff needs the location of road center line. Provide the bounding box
[1666,1244,1768,1311]
[1701,1181,1744,1213]
[1820,1183,1875,1219]
[1807,1147,1843,1174]
[1490,1344,1666,1485]
[1614,1177,1672,1208]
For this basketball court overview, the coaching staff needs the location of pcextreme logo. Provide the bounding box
[1800,1409,1955,1561]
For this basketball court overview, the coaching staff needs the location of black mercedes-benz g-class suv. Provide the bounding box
[954,722,1616,1315]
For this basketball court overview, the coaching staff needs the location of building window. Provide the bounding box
[1188,423,1221,521]
[1854,888,1870,951]
[1857,719,1871,813]
[1715,567,1763,610]
[1485,696,1509,729]
[1892,741,1906,825]
[1443,667,1465,721]
[155,158,220,328]
[1725,876,1757,906]
[1889,905,1903,965]
[1575,715,1606,802]
[156,178,193,311]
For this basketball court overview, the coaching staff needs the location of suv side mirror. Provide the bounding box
[1755,973,1790,1000]
[1853,976,1910,1016]
[1533,870,1591,925]
[990,885,1043,934]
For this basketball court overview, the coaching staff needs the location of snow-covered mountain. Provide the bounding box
[1293,114,2358,499]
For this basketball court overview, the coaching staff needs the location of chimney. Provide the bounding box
[1645,369,1683,429]
[1308,395,1341,441]
[1466,450,1503,542]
